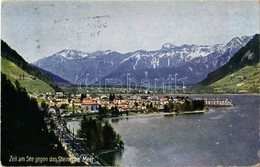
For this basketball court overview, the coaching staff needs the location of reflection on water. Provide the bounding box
[99,150,123,166]
[111,118,120,123]
[209,114,224,120]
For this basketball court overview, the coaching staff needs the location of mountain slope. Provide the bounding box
[1,40,59,90]
[1,58,55,93]
[208,63,260,93]
[199,34,259,87]
[33,66,71,85]
[33,36,252,85]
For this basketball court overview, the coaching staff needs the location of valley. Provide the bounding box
[1,1,259,166]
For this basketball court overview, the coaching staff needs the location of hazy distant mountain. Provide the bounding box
[33,66,71,85]
[33,49,128,84]
[33,36,252,85]
[198,34,259,89]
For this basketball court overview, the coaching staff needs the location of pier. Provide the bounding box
[204,98,233,107]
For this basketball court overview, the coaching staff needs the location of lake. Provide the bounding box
[67,94,260,166]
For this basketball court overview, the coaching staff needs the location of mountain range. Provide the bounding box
[33,36,252,85]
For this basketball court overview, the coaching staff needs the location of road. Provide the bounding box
[45,110,102,166]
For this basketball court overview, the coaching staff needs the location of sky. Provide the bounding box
[1,1,259,63]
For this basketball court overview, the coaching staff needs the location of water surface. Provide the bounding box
[67,95,260,166]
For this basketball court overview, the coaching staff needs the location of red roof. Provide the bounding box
[73,99,81,103]
[81,101,98,105]
[160,98,169,101]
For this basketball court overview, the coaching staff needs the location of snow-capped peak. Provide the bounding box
[55,49,89,59]
[90,50,113,57]
[224,36,252,50]
[161,43,177,50]
[228,37,243,45]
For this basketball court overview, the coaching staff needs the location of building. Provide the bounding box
[81,101,99,112]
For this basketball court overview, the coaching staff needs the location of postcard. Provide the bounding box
[1,0,259,166]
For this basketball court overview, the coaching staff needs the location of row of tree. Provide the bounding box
[164,99,205,112]
[77,116,124,152]
[98,105,129,118]
[80,93,118,102]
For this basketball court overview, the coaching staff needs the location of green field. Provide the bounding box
[1,58,54,94]
[208,63,260,93]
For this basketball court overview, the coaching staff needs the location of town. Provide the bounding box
[30,91,208,117]
[30,91,234,117]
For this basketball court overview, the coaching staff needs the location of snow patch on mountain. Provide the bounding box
[56,49,89,59]
[161,43,177,50]
[33,35,253,84]
[133,53,141,70]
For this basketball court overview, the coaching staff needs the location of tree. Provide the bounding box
[15,80,21,90]
[146,104,150,110]
[111,106,119,117]
[77,116,87,139]
[174,103,181,112]
[169,102,174,112]
[109,93,115,101]
[98,105,102,114]
[109,94,112,101]
[80,93,86,102]
[134,101,138,109]
[164,104,169,112]
[41,100,48,110]
[115,106,119,116]
[189,101,194,111]
[192,100,205,110]
[112,94,116,100]
[89,129,97,150]
[68,98,71,104]
[115,134,124,149]
[118,95,123,100]
[183,100,191,111]
[149,103,153,109]
[60,103,68,109]
[102,121,116,149]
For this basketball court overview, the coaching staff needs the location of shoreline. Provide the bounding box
[65,110,207,121]
[103,110,206,121]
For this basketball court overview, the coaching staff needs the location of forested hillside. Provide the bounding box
[1,40,60,91]
[1,73,68,165]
